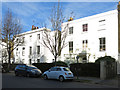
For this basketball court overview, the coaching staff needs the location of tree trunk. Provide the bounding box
[54,55,57,66]
[7,51,11,72]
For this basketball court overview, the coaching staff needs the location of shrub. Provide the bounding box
[95,56,116,64]
[32,63,54,73]
[32,61,68,73]
[53,61,68,67]
[2,63,24,72]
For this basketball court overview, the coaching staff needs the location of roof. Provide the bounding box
[16,27,51,37]
[63,9,117,25]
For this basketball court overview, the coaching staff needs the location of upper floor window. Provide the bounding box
[30,35,32,41]
[83,24,88,32]
[69,27,73,34]
[16,48,18,56]
[69,41,73,53]
[99,19,106,27]
[29,46,32,55]
[99,37,106,51]
[22,47,25,56]
[16,48,18,51]
[37,46,40,54]
[16,38,19,43]
[37,34,40,39]
[99,19,105,22]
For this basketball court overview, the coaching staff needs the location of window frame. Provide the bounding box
[82,24,88,32]
[37,34,40,39]
[82,40,88,50]
[69,27,73,34]
[29,46,32,55]
[99,37,106,51]
[69,41,73,53]
[37,46,40,54]
[22,47,25,56]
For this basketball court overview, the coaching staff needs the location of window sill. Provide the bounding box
[81,31,88,34]
[98,29,106,31]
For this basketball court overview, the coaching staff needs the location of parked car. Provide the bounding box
[42,66,74,82]
[15,64,42,77]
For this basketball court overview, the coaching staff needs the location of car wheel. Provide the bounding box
[59,76,64,82]
[26,73,30,77]
[44,74,48,80]
[15,72,19,76]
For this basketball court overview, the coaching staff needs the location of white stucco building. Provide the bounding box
[61,9,119,64]
[14,27,54,64]
[0,40,7,64]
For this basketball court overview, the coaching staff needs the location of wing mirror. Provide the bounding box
[48,69,51,72]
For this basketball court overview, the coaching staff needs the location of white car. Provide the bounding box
[42,66,74,82]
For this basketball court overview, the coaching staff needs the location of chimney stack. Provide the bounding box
[31,25,39,30]
[68,17,73,21]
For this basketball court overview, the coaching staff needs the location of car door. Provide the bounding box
[47,67,56,79]
[17,65,23,75]
[20,65,26,76]
[55,68,62,79]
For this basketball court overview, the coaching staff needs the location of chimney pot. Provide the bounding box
[119,1,120,5]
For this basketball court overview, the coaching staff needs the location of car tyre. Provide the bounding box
[26,73,30,77]
[15,72,19,76]
[59,76,64,82]
[44,74,48,80]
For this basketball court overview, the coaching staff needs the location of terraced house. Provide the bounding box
[14,26,54,64]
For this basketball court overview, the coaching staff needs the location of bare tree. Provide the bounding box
[1,8,23,71]
[41,2,73,65]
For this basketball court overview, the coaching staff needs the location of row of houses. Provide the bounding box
[13,9,119,64]
[0,2,120,74]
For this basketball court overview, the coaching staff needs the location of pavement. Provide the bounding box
[74,76,119,88]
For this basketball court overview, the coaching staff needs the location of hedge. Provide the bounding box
[32,61,68,73]
[95,56,116,64]
[70,63,100,77]
[2,63,25,72]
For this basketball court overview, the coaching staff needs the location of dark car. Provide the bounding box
[15,64,42,77]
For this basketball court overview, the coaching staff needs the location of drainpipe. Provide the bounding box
[117,1,120,75]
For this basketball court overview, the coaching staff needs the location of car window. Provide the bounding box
[56,68,61,71]
[28,66,37,70]
[50,67,56,71]
[63,68,70,71]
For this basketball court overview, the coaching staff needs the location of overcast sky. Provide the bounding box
[2,1,118,32]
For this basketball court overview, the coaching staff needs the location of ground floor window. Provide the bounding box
[37,59,40,63]
[29,59,31,64]
[69,41,73,53]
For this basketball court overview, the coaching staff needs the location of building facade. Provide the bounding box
[0,40,8,64]
[14,27,54,64]
[61,10,119,64]
[14,9,120,74]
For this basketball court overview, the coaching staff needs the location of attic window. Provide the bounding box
[99,19,105,22]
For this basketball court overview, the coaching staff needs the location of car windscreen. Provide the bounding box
[63,68,70,71]
[28,66,38,69]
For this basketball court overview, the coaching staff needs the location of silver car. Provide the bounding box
[43,66,74,82]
